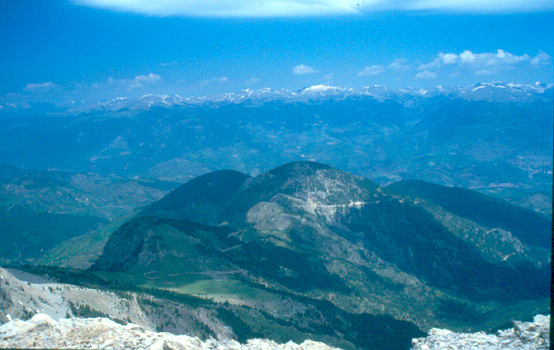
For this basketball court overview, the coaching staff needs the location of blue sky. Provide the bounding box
[1,0,553,105]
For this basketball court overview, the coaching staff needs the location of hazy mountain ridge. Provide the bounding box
[384,180,551,249]
[90,161,550,339]
[0,164,178,219]
[3,82,550,113]
[0,163,179,265]
[0,83,551,214]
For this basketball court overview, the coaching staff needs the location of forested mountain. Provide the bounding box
[89,162,550,339]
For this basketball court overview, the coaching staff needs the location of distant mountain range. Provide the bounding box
[2,82,551,113]
[0,83,551,215]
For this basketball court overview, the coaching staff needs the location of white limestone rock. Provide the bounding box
[0,313,342,350]
[411,314,550,350]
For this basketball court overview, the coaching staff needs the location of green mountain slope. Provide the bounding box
[89,161,551,348]
[36,210,139,269]
[0,204,107,264]
[385,179,551,248]
[89,215,425,350]
[0,164,179,264]
[140,169,251,225]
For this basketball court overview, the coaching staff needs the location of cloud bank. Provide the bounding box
[75,0,554,17]
[76,0,357,17]
[415,50,552,79]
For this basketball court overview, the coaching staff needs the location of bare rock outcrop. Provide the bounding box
[0,313,341,350]
[411,314,550,350]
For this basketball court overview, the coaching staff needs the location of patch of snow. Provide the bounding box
[301,85,343,93]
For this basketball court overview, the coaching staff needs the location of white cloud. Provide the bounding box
[323,73,334,81]
[418,50,551,76]
[76,0,553,17]
[202,76,229,86]
[358,65,384,76]
[293,65,319,75]
[418,52,458,71]
[445,49,531,67]
[76,0,358,17]
[460,50,476,63]
[244,77,261,85]
[531,51,552,67]
[23,82,57,92]
[475,69,493,76]
[415,70,437,79]
[417,60,440,71]
[216,76,229,84]
[131,73,162,87]
[392,0,554,13]
[106,73,162,90]
[387,59,411,72]
[439,52,458,65]
[491,49,529,65]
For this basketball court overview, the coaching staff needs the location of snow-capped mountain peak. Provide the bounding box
[4,83,550,116]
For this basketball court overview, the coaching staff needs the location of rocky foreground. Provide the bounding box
[411,314,550,350]
[0,313,340,350]
[0,313,550,350]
